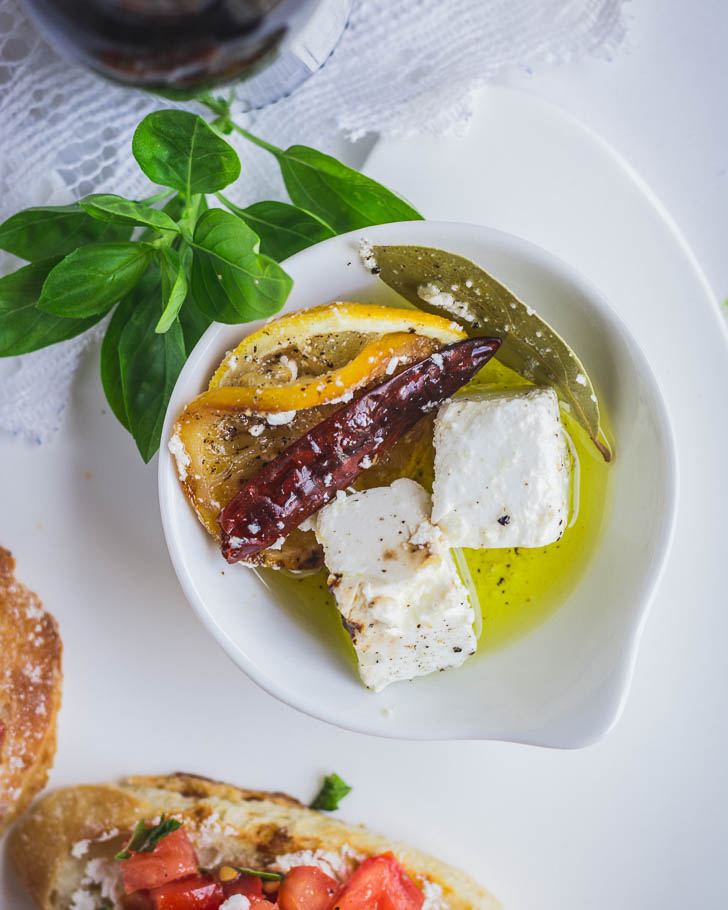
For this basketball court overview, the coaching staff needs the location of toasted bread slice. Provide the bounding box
[0,547,62,835]
[9,772,500,909]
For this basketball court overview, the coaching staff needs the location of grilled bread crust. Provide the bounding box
[9,772,501,909]
[0,547,62,836]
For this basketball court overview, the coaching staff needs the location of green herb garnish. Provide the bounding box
[235,866,284,881]
[114,815,182,860]
[309,772,352,811]
[0,95,421,462]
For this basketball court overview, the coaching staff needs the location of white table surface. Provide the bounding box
[2,3,728,910]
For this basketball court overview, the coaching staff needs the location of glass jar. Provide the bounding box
[20,0,351,105]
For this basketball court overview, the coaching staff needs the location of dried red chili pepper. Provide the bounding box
[219,336,501,562]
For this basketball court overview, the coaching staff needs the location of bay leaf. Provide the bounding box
[373,244,612,461]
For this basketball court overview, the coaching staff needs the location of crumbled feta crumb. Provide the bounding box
[220,896,251,910]
[385,356,400,375]
[266,410,297,426]
[422,879,449,909]
[359,238,379,273]
[269,536,286,550]
[69,890,96,910]
[71,839,90,858]
[274,845,365,881]
[417,282,473,323]
[575,372,587,386]
[77,856,125,906]
[247,522,261,534]
[249,423,265,437]
[280,355,298,382]
[168,432,191,481]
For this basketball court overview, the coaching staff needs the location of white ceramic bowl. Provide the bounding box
[159,221,677,747]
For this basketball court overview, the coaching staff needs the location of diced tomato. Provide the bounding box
[150,874,225,910]
[121,892,154,910]
[278,866,339,910]
[121,828,199,894]
[331,854,424,910]
[223,873,265,901]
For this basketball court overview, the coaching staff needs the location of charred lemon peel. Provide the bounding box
[209,302,465,389]
[190,332,459,413]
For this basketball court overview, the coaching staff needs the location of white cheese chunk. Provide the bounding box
[220,896,251,910]
[432,388,570,548]
[314,478,476,691]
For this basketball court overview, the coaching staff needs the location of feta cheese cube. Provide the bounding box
[314,478,476,691]
[431,388,570,548]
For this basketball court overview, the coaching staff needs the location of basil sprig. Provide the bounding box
[309,772,352,811]
[114,814,182,860]
[0,100,422,461]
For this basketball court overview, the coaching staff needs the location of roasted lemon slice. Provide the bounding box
[170,303,466,570]
[207,302,465,409]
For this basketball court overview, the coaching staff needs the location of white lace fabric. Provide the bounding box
[0,0,629,442]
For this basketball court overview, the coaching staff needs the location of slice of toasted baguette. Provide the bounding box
[9,772,500,909]
[0,547,62,836]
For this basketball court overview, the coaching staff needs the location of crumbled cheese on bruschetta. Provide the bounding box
[422,879,449,909]
[273,844,365,881]
[220,896,251,910]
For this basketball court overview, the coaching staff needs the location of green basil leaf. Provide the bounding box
[178,296,212,353]
[234,867,283,882]
[132,110,240,197]
[114,819,147,861]
[117,271,187,462]
[217,195,335,261]
[309,772,352,811]
[114,815,181,861]
[156,245,190,333]
[100,271,159,432]
[38,242,153,318]
[0,259,102,356]
[374,244,612,461]
[0,204,132,261]
[190,209,292,324]
[160,193,187,222]
[270,144,422,232]
[81,194,180,234]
